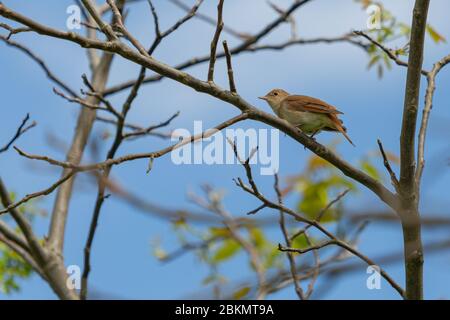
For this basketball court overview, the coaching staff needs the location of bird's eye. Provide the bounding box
[273,92,278,96]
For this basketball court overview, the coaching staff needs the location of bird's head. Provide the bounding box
[259,88,289,108]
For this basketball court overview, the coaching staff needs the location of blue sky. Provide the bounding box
[1,0,450,299]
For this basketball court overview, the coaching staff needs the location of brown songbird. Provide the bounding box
[259,89,354,146]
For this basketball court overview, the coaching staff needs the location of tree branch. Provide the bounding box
[416,53,450,187]
[398,0,430,300]
[13,114,249,172]
[353,30,429,76]
[0,113,36,154]
[275,173,305,300]
[377,139,400,193]
[0,35,78,97]
[222,40,236,93]
[229,142,404,298]
[207,0,224,82]
[0,177,78,299]
[0,2,399,214]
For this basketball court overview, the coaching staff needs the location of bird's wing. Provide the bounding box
[282,95,344,114]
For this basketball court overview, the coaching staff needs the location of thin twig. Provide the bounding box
[416,53,450,187]
[353,30,428,76]
[168,0,249,40]
[377,139,400,192]
[0,171,76,216]
[267,1,297,40]
[303,232,320,299]
[0,22,31,39]
[81,0,118,41]
[53,87,113,113]
[106,0,149,57]
[0,113,36,154]
[0,2,399,211]
[207,0,225,82]
[123,111,180,139]
[279,240,337,254]
[274,173,305,299]
[13,114,249,173]
[222,40,237,93]
[229,144,404,297]
[95,116,172,139]
[0,35,78,97]
[190,185,267,299]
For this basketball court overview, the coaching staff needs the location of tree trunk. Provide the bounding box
[399,0,430,300]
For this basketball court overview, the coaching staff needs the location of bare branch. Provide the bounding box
[160,0,204,38]
[207,0,225,82]
[377,139,400,192]
[103,33,367,96]
[102,0,334,96]
[0,22,31,38]
[147,0,203,55]
[95,116,172,139]
[279,240,337,255]
[81,0,118,41]
[106,0,149,57]
[0,35,78,97]
[0,113,36,154]
[147,0,161,38]
[122,111,180,139]
[0,220,29,252]
[0,2,399,212]
[416,53,450,186]
[275,173,305,300]
[231,148,404,297]
[189,185,267,299]
[53,87,114,113]
[13,114,249,172]
[303,233,320,299]
[0,177,79,299]
[168,0,248,40]
[0,171,75,216]
[222,40,237,93]
[267,1,297,40]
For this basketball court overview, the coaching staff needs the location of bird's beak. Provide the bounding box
[258,96,268,101]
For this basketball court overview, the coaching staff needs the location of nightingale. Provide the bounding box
[259,89,354,146]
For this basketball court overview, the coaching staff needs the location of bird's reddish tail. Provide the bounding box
[331,116,355,146]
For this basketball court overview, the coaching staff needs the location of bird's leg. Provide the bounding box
[302,130,319,150]
[309,130,319,140]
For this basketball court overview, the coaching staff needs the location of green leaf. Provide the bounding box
[211,239,241,263]
[427,25,446,43]
[0,243,33,294]
[209,227,229,238]
[202,274,227,286]
[297,175,353,222]
[248,227,266,249]
[264,246,282,269]
[292,233,310,249]
[361,160,380,180]
[383,53,392,70]
[233,286,251,300]
[367,54,381,69]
